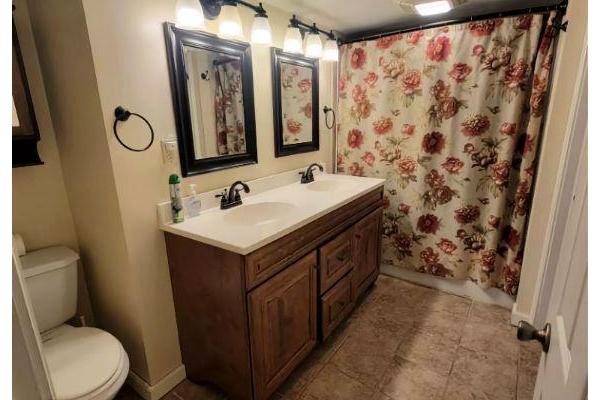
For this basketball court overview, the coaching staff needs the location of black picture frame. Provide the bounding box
[12,16,42,168]
[271,48,319,158]
[164,23,257,177]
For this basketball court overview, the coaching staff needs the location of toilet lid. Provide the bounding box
[43,326,124,400]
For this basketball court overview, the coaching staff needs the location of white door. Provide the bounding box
[528,53,587,400]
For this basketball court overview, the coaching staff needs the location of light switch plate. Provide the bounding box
[161,138,178,164]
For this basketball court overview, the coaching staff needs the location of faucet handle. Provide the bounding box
[215,190,227,205]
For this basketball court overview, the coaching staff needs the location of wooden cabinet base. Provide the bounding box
[165,188,383,400]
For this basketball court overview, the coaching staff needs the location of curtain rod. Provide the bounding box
[340,0,568,44]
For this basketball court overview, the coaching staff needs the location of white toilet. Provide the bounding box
[20,246,130,400]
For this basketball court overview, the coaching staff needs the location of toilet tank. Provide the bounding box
[20,246,80,333]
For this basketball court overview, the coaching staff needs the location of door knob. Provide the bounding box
[517,321,551,353]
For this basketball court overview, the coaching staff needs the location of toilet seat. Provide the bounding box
[42,325,129,400]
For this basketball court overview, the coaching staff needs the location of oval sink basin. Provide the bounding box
[306,180,352,192]
[223,202,299,226]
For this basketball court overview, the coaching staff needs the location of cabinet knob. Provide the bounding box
[335,248,350,262]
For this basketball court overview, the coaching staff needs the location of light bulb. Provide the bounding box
[175,0,206,30]
[218,4,243,39]
[283,26,303,54]
[251,15,272,45]
[304,32,322,58]
[415,0,452,16]
[323,38,339,62]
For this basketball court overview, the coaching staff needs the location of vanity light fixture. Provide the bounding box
[250,4,272,45]
[414,0,452,16]
[304,24,323,58]
[218,1,243,39]
[284,15,339,62]
[175,0,206,30]
[283,19,303,54]
[323,34,339,62]
[184,2,339,60]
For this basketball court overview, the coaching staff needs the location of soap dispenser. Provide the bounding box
[186,183,202,217]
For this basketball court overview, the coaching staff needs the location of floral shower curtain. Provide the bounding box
[214,60,246,155]
[336,14,558,295]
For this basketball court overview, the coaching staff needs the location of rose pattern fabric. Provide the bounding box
[281,63,313,145]
[214,60,246,155]
[336,14,558,295]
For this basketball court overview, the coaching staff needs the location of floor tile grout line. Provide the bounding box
[515,343,523,400]
[440,298,474,398]
[293,326,353,400]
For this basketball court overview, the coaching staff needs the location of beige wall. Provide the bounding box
[27,0,151,382]
[28,0,337,387]
[12,0,78,252]
[515,0,587,321]
[13,0,96,327]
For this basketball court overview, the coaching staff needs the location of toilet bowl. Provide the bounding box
[20,246,129,400]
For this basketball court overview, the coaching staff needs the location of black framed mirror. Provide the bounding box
[13,15,42,168]
[272,48,319,158]
[164,23,257,176]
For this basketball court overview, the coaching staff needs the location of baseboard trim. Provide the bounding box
[127,364,186,400]
[380,264,515,310]
[511,303,533,327]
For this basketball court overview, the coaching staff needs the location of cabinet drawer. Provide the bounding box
[320,272,353,340]
[319,228,353,294]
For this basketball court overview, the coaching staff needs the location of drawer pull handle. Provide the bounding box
[335,248,350,262]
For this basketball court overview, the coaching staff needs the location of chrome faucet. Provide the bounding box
[299,163,324,184]
[215,181,250,209]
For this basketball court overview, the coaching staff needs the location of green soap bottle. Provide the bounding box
[169,174,184,223]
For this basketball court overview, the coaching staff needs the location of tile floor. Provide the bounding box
[116,275,540,400]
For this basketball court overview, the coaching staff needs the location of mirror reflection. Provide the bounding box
[280,62,314,145]
[183,46,246,159]
[12,97,20,128]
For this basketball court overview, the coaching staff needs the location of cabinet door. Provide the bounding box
[248,251,317,400]
[352,208,382,299]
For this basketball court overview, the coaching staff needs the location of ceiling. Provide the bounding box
[262,0,563,40]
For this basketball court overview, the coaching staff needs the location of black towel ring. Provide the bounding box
[323,106,336,130]
[113,106,155,152]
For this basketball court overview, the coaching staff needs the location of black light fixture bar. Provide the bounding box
[224,0,267,16]
[290,15,336,40]
[340,0,568,44]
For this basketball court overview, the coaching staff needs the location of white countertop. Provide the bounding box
[159,172,385,255]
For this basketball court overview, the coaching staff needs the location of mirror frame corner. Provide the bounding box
[271,48,319,158]
[12,15,43,168]
[163,22,257,177]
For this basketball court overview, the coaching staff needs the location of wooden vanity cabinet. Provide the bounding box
[164,187,383,400]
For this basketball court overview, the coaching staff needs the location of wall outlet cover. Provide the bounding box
[161,139,178,164]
